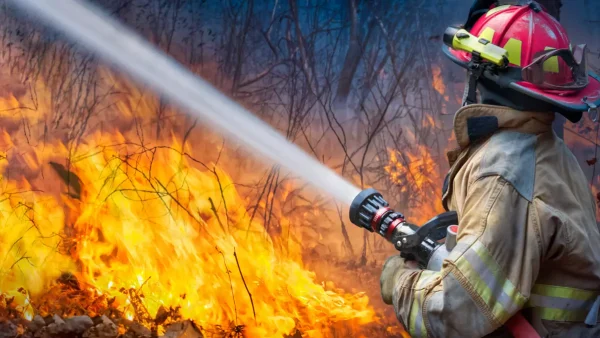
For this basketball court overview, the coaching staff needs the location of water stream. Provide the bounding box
[11,0,362,205]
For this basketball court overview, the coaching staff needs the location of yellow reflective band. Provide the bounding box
[526,284,599,322]
[479,27,495,43]
[409,271,437,338]
[532,284,598,301]
[455,241,526,323]
[531,307,589,322]
[503,38,522,66]
[409,291,426,338]
[543,47,560,73]
[486,5,511,17]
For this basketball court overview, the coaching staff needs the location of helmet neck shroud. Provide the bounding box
[478,76,551,112]
[477,70,583,123]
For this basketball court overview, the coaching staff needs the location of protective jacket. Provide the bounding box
[388,104,600,337]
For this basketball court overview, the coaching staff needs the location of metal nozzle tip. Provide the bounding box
[349,188,380,224]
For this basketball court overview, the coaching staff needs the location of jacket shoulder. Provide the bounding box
[476,131,537,202]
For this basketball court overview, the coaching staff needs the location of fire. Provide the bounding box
[384,142,445,225]
[0,70,376,337]
[431,65,450,102]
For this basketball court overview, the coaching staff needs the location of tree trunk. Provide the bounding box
[334,1,362,112]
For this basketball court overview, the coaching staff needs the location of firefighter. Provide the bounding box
[379,1,600,337]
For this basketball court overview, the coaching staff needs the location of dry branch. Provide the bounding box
[233,249,256,324]
[216,246,238,326]
[208,197,226,232]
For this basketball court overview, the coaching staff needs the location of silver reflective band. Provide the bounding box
[462,247,521,315]
[528,294,595,312]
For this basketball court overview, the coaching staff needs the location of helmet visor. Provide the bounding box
[522,45,589,91]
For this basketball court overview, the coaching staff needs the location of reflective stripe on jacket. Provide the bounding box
[388,104,600,337]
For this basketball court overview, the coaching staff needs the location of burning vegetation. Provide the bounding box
[384,146,445,226]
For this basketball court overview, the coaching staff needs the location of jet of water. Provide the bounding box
[11,0,361,205]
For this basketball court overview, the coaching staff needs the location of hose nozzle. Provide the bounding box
[349,188,406,240]
[349,188,460,268]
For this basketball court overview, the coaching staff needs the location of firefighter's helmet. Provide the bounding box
[442,0,600,122]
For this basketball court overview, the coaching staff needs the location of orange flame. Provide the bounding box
[431,65,450,102]
[384,142,445,226]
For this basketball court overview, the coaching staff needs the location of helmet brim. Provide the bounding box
[442,45,600,120]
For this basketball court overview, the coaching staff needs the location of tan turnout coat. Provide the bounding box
[388,104,600,337]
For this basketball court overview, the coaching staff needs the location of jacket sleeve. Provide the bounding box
[390,175,542,337]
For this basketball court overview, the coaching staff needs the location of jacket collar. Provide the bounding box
[442,104,555,209]
[452,104,555,149]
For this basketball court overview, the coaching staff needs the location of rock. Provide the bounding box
[33,327,51,338]
[125,322,151,338]
[47,315,68,335]
[13,318,31,328]
[42,317,54,326]
[29,316,46,332]
[161,320,203,338]
[52,315,65,325]
[0,321,17,338]
[65,316,94,334]
[83,316,118,338]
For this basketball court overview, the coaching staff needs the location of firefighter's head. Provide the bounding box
[443,0,600,122]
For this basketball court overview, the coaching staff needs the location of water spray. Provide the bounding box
[10,0,359,205]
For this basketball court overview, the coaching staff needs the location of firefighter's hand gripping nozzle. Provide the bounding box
[349,188,459,271]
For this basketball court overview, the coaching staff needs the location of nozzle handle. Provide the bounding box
[391,211,458,249]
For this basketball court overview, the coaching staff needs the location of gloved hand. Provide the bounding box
[380,255,420,305]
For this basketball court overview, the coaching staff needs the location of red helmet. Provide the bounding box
[443,1,600,122]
